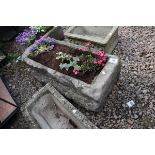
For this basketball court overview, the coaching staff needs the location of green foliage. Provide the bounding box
[30,26,50,33]
[80,54,97,73]
[6,53,19,62]
[56,52,80,71]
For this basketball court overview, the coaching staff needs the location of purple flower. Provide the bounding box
[34,36,55,46]
[32,36,56,53]
[50,44,55,49]
[16,29,37,46]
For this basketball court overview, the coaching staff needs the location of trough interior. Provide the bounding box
[30,93,77,129]
[70,26,113,38]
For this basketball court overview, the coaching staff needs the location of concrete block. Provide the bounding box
[22,39,121,111]
[64,26,118,53]
[23,83,97,129]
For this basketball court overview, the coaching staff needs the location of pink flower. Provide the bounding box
[73,69,80,75]
[99,52,104,57]
[97,60,103,65]
[95,51,100,56]
[101,56,107,62]
[83,42,92,46]
[94,59,103,65]
[79,47,88,52]
[94,50,107,62]
[94,60,98,64]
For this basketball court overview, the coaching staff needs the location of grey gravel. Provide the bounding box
[1,62,43,128]
[63,26,155,129]
[1,26,155,129]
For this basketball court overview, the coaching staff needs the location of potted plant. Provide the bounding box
[22,35,121,111]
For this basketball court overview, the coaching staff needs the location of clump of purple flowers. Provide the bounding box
[16,26,52,46]
[29,36,56,57]
[16,29,37,46]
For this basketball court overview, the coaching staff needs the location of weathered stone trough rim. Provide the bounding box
[22,83,98,129]
[22,39,120,102]
[64,26,118,45]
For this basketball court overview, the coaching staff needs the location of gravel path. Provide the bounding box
[1,62,43,128]
[1,26,155,129]
[76,26,155,128]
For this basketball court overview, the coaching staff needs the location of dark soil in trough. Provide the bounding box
[31,44,105,84]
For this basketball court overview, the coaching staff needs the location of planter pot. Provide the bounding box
[23,83,97,129]
[64,26,118,53]
[22,38,121,112]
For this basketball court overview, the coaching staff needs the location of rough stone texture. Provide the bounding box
[64,26,118,53]
[22,39,121,111]
[1,26,155,129]
[22,83,98,129]
[45,26,64,40]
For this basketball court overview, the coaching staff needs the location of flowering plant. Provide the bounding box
[79,41,94,52]
[93,51,107,65]
[56,52,81,73]
[30,36,55,57]
[16,26,50,46]
[56,46,108,76]
[16,29,37,46]
[30,26,50,33]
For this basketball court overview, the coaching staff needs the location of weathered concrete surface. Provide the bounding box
[22,39,121,111]
[0,51,6,62]
[23,83,97,129]
[64,26,118,53]
[44,26,64,40]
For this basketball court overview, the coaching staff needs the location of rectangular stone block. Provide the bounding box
[23,83,97,129]
[64,26,118,53]
[22,39,121,112]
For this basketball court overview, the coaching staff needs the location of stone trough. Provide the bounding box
[64,26,118,53]
[22,37,121,111]
[23,83,97,129]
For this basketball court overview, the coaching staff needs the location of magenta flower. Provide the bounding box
[83,42,92,46]
[73,68,80,75]
[79,47,88,52]
[97,60,103,65]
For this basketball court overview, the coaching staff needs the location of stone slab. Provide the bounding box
[23,83,98,129]
[22,39,121,111]
[64,26,118,53]
[44,26,64,40]
[0,78,17,126]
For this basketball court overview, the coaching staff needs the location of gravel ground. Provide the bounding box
[0,26,155,129]
[75,26,155,129]
[1,62,43,128]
